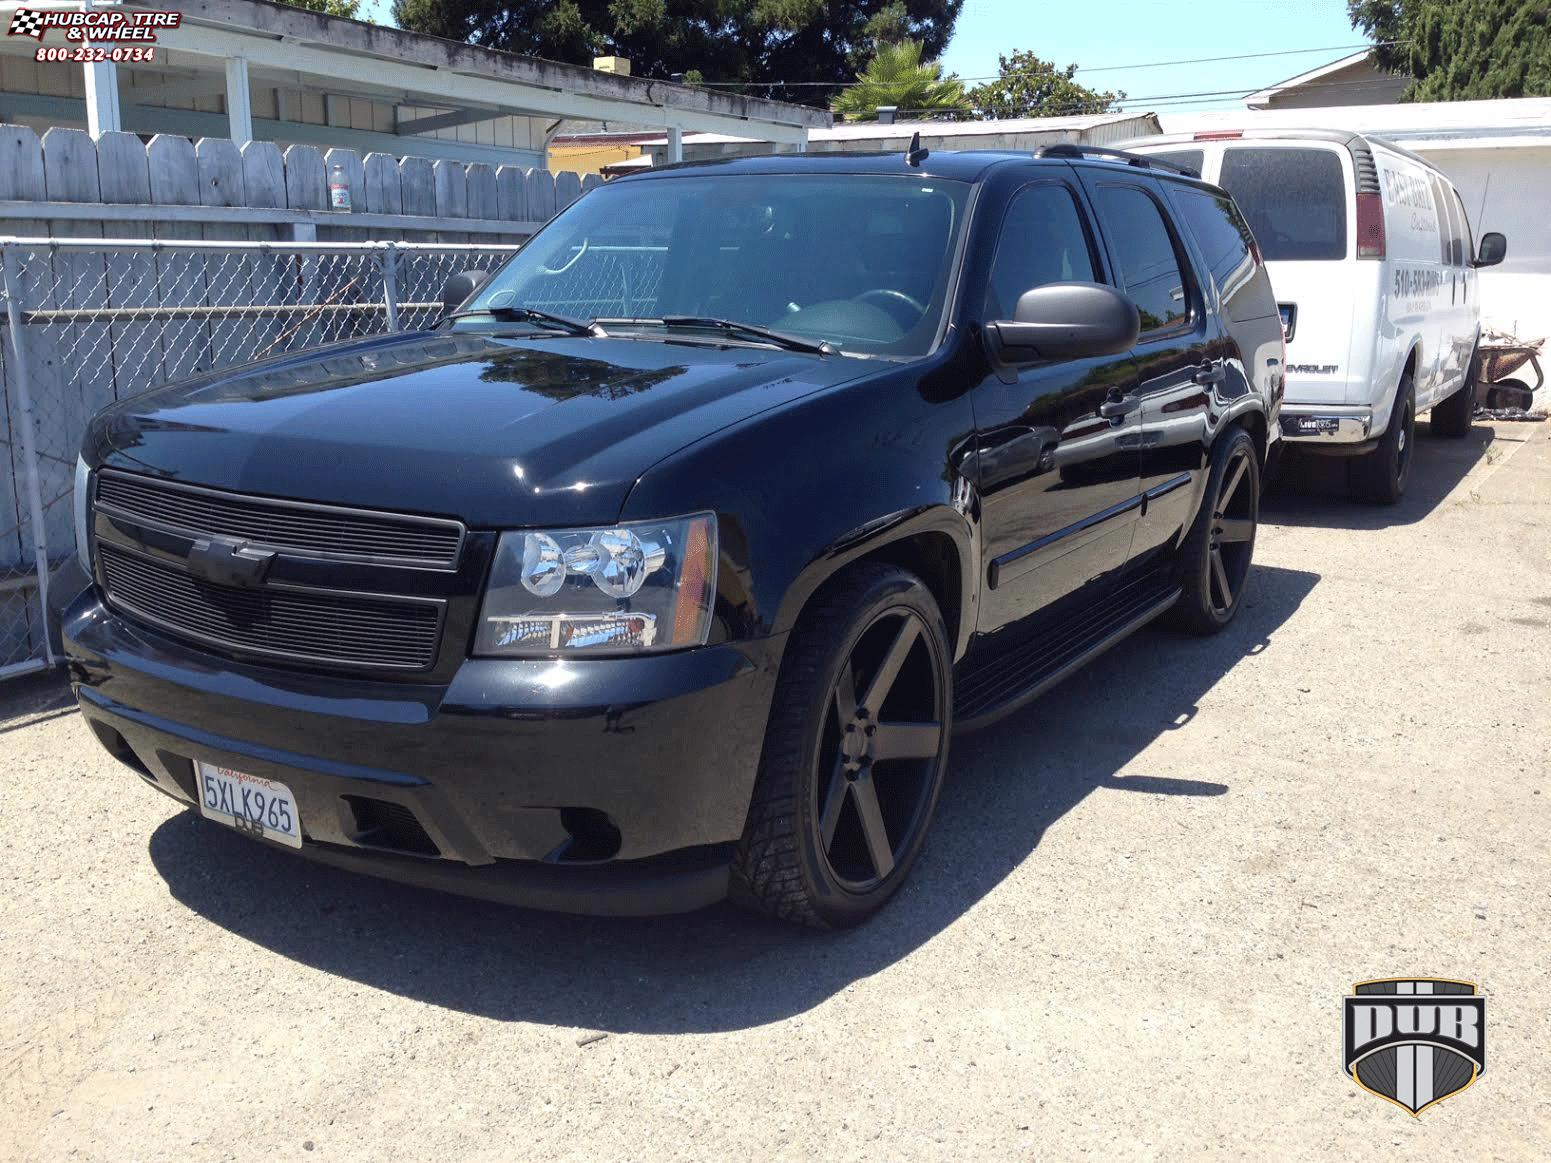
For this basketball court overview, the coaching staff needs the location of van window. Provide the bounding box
[983,183,1098,321]
[1451,188,1475,265]
[1218,147,1347,261]
[1092,185,1190,333]
[1169,186,1268,322]
[1149,150,1203,178]
[1428,176,1456,265]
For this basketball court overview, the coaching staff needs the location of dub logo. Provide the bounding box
[1343,979,1485,1116]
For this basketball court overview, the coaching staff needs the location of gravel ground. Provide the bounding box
[2,419,1548,1162]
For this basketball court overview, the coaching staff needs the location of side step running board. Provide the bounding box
[953,585,1181,732]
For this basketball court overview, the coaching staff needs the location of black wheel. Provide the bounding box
[1169,427,1258,636]
[1350,374,1415,504]
[732,563,952,929]
[1429,361,1477,439]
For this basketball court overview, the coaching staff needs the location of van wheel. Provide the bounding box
[732,563,951,929]
[1168,427,1258,636]
[1429,373,1476,439]
[1350,375,1415,504]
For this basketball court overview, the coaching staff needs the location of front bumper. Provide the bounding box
[64,592,786,915]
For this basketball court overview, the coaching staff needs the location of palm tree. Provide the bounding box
[831,40,970,122]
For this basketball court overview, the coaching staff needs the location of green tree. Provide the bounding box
[1349,0,1551,100]
[831,39,970,121]
[967,50,1123,119]
[392,0,965,100]
[283,0,362,18]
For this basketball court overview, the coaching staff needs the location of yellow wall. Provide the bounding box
[548,142,644,176]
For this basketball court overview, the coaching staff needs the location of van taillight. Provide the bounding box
[1356,192,1386,259]
[1193,130,1243,140]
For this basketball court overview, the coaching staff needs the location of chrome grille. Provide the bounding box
[98,544,443,672]
[94,472,463,568]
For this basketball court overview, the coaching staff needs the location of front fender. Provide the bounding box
[619,362,980,658]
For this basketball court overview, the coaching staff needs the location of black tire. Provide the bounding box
[1429,360,1477,439]
[1349,374,1416,504]
[732,562,952,929]
[1168,426,1259,636]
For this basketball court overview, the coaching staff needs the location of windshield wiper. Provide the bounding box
[446,305,598,337]
[593,315,835,355]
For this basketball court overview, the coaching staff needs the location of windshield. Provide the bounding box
[457,173,971,357]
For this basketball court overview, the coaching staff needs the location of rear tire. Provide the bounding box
[732,563,952,929]
[1168,427,1259,636]
[1429,368,1476,439]
[1350,375,1415,504]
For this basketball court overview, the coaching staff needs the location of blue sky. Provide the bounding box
[940,0,1372,112]
[357,0,1373,114]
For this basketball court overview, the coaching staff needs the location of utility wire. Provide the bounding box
[688,41,1398,88]
[780,72,1421,121]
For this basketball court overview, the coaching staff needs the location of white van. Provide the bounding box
[1119,129,1506,503]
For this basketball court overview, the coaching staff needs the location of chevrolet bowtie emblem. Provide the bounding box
[187,536,276,588]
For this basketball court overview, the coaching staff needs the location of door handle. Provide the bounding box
[1192,363,1225,386]
[1098,393,1140,420]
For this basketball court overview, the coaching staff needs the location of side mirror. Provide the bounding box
[984,282,1141,366]
[441,270,490,319]
[1474,232,1506,268]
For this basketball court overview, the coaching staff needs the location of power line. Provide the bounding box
[858,72,1423,121]
[687,41,1395,89]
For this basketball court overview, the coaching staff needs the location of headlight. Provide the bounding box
[73,456,91,572]
[475,513,717,656]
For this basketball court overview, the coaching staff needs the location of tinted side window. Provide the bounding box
[1218,147,1347,261]
[1427,175,1455,264]
[1451,188,1475,264]
[1169,186,1275,322]
[1092,185,1190,333]
[983,183,1097,321]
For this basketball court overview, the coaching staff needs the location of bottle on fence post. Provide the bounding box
[328,164,352,211]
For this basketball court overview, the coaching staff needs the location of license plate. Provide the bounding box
[194,762,302,848]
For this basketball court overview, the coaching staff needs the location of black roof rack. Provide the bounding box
[1033,142,1193,176]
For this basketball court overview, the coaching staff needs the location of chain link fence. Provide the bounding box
[0,238,518,679]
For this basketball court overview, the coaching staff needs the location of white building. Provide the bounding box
[0,0,826,167]
[1242,50,1410,111]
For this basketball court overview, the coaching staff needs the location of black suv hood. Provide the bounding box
[89,331,868,527]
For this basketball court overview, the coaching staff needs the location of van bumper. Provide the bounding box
[1278,405,1375,453]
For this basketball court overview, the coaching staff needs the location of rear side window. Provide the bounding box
[1092,185,1190,333]
[983,183,1098,321]
[1218,147,1347,261]
[1169,186,1274,322]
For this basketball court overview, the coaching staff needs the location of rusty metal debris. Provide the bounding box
[1474,328,1545,420]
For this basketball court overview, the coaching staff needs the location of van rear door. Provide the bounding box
[1214,144,1359,406]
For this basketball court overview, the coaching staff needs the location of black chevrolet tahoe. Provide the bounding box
[65,145,1284,928]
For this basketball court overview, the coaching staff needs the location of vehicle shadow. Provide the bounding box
[147,563,1320,1034]
[1265,419,1493,530]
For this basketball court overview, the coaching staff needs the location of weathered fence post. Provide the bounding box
[0,244,54,669]
[381,242,400,333]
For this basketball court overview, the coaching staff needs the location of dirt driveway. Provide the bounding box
[3,420,1548,1162]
